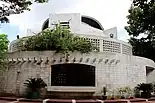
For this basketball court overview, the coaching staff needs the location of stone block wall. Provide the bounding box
[0,51,154,97]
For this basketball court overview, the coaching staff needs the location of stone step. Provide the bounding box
[1,97,155,103]
[0,97,17,101]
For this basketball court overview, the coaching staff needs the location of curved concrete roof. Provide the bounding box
[42,14,104,31]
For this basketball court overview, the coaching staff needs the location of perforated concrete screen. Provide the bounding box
[122,44,132,55]
[84,38,100,51]
[103,40,121,53]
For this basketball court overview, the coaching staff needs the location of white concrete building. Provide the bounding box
[4,13,155,97]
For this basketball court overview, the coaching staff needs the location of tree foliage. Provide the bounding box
[129,37,155,61]
[125,0,155,61]
[0,0,48,23]
[18,25,97,54]
[136,83,153,93]
[0,34,9,69]
[125,0,155,37]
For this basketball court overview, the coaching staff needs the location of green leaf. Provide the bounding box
[18,24,96,54]
[125,0,155,62]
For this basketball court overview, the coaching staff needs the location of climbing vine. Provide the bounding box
[18,25,98,54]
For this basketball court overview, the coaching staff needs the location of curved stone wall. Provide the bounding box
[1,51,155,96]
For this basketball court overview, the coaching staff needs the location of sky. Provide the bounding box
[0,0,132,42]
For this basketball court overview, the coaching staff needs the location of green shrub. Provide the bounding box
[18,24,97,54]
[135,83,153,98]
[134,88,140,98]
[117,86,132,98]
[24,78,47,99]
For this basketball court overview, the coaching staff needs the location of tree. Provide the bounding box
[0,34,8,96]
[129,37,155,61]
[0,0,48,23]
[125,0,155,37]
[0,34,9,69]
[18,25,97,54]
[125,0,155,61]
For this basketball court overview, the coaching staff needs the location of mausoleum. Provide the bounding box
[1,13,155,97]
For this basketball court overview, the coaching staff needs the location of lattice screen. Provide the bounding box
[103,40,121,53]
[122,44,132,55]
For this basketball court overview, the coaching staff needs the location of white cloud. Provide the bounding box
[8,0,132,41]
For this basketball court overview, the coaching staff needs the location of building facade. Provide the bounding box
[3,13,155,97]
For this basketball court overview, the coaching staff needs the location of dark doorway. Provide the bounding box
[146,66,154,76]
[51,63,95,86]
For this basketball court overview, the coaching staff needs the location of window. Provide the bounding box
[51,63,95,86]
[60,21,70,29]
[42,19,49,30]
[81,16,103,30]
[110,34,114,38]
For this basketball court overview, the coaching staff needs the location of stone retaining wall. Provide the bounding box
[0,51,154,97]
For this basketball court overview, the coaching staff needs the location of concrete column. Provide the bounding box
[100,39,103,52]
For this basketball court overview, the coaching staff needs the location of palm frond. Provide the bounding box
[24,78,47,92]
